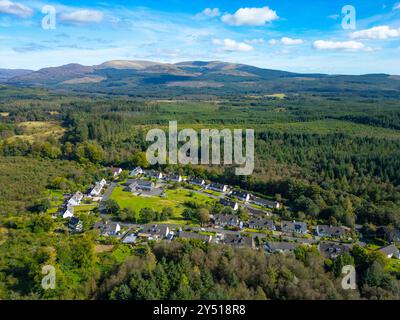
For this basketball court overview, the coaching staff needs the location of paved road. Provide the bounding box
[99,182,118,212]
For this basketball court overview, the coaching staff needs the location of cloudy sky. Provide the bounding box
[0,0,400,74]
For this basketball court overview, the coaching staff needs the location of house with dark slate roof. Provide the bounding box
[377,227,400,244]
[138,224,170,240]
[247,217,276,231]
[265,242,300,254]
[208,183,228,193]
[252,196,281,209]
[219,198,239,211]
[230,190,251,202]
[68,217,83,233]
[315,225,348,238]
[188,177,205,186]
[212,214,240,227]
[280,220,308,234]
[378,244,400,259]
[221,234,254,248]
[318,242,352,259]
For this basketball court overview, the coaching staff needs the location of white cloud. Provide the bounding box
[212,38,254,52]
[197,8,220,19]
[313,40,369,51]
[60,9,104,24]
[393,3,400,10]
[269,37,304,45]
[350,25,400,40]
[0,0,32,18]
[281,37,304,45]
[221,7,278,26]
[245,38,265,44]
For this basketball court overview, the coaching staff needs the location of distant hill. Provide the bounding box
[2,60,399,97]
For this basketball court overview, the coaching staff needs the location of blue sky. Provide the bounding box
[0,0,400,74]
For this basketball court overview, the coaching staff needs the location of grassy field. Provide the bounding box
[110,187,216,218]
[7,121,66,143]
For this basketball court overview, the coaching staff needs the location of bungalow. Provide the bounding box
[221,234,254,248]
[102,222,121,236]
[68,217,83,233]
[247,217,276,231]
[280,220,308,234]
[212,214,240,227]
[130,166,143,177]
[315,225,347,238]
[138,224,170,240]
[67,191,84,207]
[230,190,251,202]
[188,177,205,186]
[122,234,137,244]
[378,244,400,259]
[61,206,74,219]
[252,197,281,209]
[111,167,123,177]
[265,242,300,254]
[125,179,155,192]
[208,183,228,193]
[178,231,212,243]
[219,198,239,211]
[377,227,400,244]
[90,179,107,197]
[146,170,163,180]
[318,242,352,259]
[93,221,121,236]
[167,174,182,182]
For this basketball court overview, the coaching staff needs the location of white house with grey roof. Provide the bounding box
[67,191,84,207]
[208,183,228,193]
[315,225,348,238]
[90,179,107,197]
[188,177,205,186]
[252,196,281,209]
[265,242,300,254]
[230,190,251,202]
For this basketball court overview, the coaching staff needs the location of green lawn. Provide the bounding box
[109,187,216,218]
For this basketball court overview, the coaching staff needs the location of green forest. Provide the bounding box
[0,84,399,299]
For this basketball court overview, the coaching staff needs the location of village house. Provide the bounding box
[252,196,281,209]
[219,198,239,211]
[264,242,300,254]
[145,170,163,180]
[68,217,83,233]
[93,221,121,236]
[167,174,183,182]
[67,191,84,207]
[315,225,348,238]
[378,244,400,259]
[178,231,212,243]
[280,220,308,234]
[124,179,155,192]
[208,183,228,193]
[220,234,254,248]
[230,190,251,202]
[111,167,123,177]
[377,227,400,244]
[318,242,352,259]
[188,177,205,186]
[212,214,240,228]
[130,166,143,177]
[90,179,107,197]
[138,224,170,240]
[122,233,137,244]
[247,217,276,231]
[61,205,74,219]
